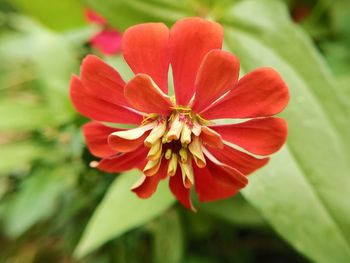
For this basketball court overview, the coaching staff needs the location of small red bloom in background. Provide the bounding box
[70,18,289,210]
[85,9,122,56]
[291,1,312,23]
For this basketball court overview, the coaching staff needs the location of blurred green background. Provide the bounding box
[0,0,350,262]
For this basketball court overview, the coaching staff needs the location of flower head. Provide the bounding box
[85,9,122,56]
[70,17,289,210]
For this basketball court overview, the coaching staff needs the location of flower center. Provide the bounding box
[142,107,207,188]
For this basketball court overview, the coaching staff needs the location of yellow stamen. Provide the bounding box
[147,140,162,161]
[191,121,202,136]
[143,155,163,176]
[142,113,159,125]
[141,107,211,183]
[170,105,192,112]
[188,136,206,168]
[196,114,211,125]
[166,113,184,142]
[165,149,172,160]
[144,120,167,147]
[167,153,178,176]
[179,160,194,188]
[180,124,192,145]
[179,147,188,163]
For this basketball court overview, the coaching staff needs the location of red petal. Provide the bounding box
[70,75,143,124]
[169,169,195,211]
[97,146,148,173]
[210,118,288,156]
[90,29,122,56]
[124,74,172,114]
[206,144,269,175]
[108,133,148,153]
[83,121,119,158]
[85,9,106,24]
[193,165,239,202]
[201,126,224,149]
[108,124,154,152]
[132,161,167,199]
[81,55,127,106]
[203,149,248,188]
[192,50,240,112]
[170,18,223,105]
[201,68,290,119]
[122,23,169,93]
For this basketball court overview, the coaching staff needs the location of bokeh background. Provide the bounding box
[0,0,349,262]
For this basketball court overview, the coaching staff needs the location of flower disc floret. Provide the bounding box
[141,106,210,188]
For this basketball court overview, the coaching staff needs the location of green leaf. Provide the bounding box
[0,142,45,175]
[243,148,350,263]
[329,0,350,35]
[321,41,350,76]
[0,100,58,131]
[151,210,184,263]
[75,170,175,258]
[220,0,350,261]
[199,194,265,226]
[84,0,192,30]
[338,76,350,100]
[2,167,75,237]
[11,0,86,31]
[105,56,135,82]
[0,17,81,130]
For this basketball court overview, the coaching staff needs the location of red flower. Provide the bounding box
[70,17,289,210]
[85,9,122,56]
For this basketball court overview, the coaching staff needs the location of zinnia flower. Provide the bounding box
[70,17,289,210]
[85,9,122,55]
